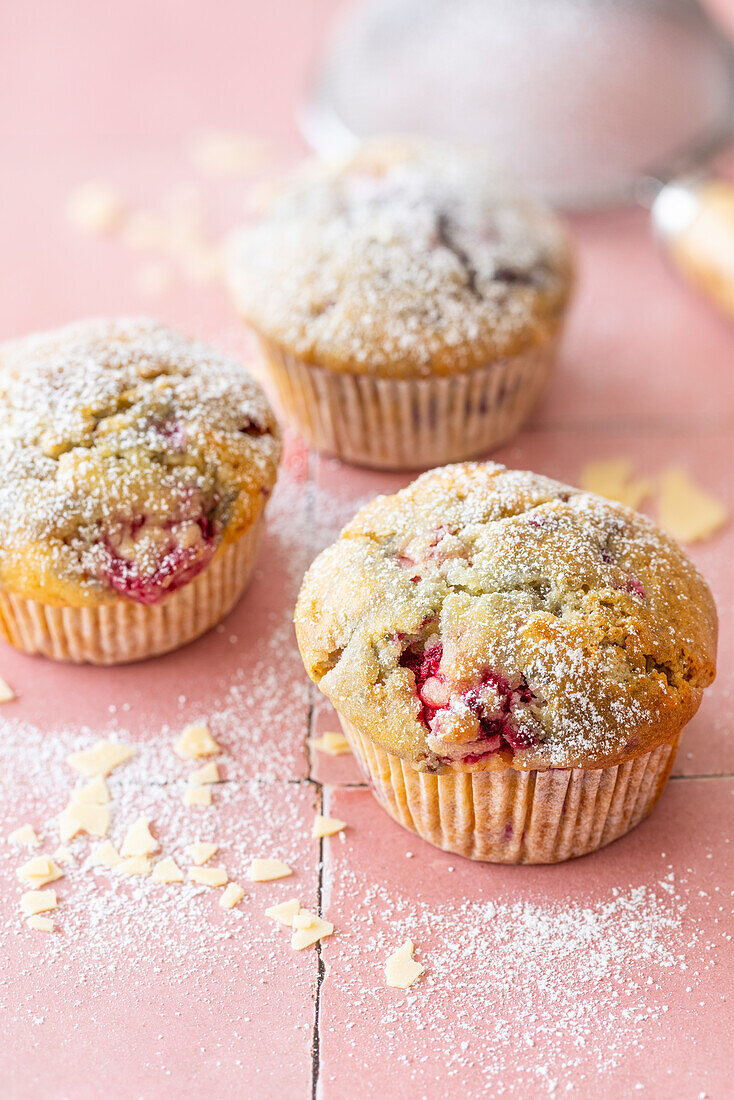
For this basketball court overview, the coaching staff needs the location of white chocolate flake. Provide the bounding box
[248,858,292,882]
[151,857,184,884]
[0,677,16,704]
[71,775,110,804]
[658,468,728,543]
[67,181,124,234]
[187,866,228,888]
[66,740,136,778]
[219,883,245,909]
[59,801,110,841]
[185,842,218,866]
[27,915,55,932]
[90,841,122,868]
[175,725,220,759]
[579,458,651,511]
[21,889,57,916]
[184,786,212,807]
[311,815,346,839]
[385,939,425,988]
[310,732,352,756]
[291,911,334,950]
[8,824,40,848]
[120,817,159,858]
[16,856,64,887]
[188,761,220,785]
[265,898,301,927]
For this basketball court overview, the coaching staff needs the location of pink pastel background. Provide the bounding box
[0,3,733,1098]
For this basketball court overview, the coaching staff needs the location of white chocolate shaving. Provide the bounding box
[248,858,292,882]
[16,856,64,887]
[21,889,57,916]
[188,761,220,785]
[310,732,352,756]
[658,468,728,543]
[265,898,301,927]
[291,911,334,950]
[184,786,212,807]
[385,939,425,988]
[311,815,346,839]
[120,817,159,858]
[185,842,218,866]
[175,724,220,759]
[187,866,228,887]
[219,883,245,909]
[8,824,40,848]
[67,740,136,778]
[151,857,184,884]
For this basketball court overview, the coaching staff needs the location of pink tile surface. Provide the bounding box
[318,781,734,1100]
[0,779,320,1100]
[1,2,733,1097]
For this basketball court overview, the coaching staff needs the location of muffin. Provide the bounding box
[227,138,573,470]
[295,462,717,863]
[0,318,281,664]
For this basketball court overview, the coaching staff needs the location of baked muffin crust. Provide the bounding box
[228,138,573,378]
[0,318,281,606]
[295,463,717,771]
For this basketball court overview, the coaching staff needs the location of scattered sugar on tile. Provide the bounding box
[320,862,729,1095]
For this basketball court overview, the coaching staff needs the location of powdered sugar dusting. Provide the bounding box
[320,852,731,1096]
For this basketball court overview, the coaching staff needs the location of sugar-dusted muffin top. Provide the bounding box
[295,463,717,772]
[227,138,573,378]
[0,318,282,607]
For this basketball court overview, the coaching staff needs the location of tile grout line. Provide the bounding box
[307,444,324,1100]
[669,771,734,781]
[310,784,325,1100]
[526,419,734,436]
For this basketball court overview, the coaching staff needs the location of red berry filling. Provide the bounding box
[400,641,538,758]
[625,574,646,601]
[600,546,646,602]
[150,418,187,452]
[101,513,217,606]
[400,642,444,724]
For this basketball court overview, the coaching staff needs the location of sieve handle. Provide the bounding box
[652,177,734,316]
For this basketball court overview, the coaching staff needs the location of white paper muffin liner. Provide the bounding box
[256,333,560,470]
[339,716,680,863]
[0,517,263,665]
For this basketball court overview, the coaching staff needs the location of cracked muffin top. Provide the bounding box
[227,138,573,378]
[0,318,281,607]
[295,463,717,772]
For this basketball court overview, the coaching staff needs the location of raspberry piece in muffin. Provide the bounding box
[295,463,717,862]
[0,318,282,663]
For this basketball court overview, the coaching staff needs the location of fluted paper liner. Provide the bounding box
[256,334,559,470]
[0,517,263,665]
[339,716,679,863]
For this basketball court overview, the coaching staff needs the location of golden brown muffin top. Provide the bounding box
[227,138,573,379]
[0,318,281,606]
[295,463,717,772]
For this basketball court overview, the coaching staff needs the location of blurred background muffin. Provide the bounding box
[228,137,572,469]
